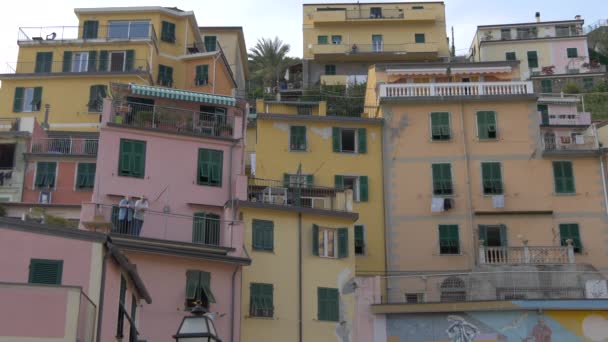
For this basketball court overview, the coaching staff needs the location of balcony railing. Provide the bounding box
[380,81,534,98]
[314,42,438,55]
[379,270,606,305]
[542,133,599,153]
[80,203,237,248]
[110,101,235,139]
[0,283,96,342]
[0,118,19,132]
[541,112,591,126]
[345,8,405,20]
[18,24,157,43]
[5,59,150,75]
[479,244,574,265]
[247,177,353,212]
[30,137,99,156]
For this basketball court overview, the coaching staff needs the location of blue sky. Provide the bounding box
[0,0,605,66]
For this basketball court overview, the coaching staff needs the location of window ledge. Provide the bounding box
[314,319,340,323]
[477,138,499,142]
[430,138,453,143]
[246,315,276,320]
[432,194,456,198]
[482,193,505,197]
[553,192,577,196]
[289,149,309,153]
[252,249,275,254]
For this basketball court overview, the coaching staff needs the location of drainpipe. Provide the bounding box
[459,100,476,269]
[600,155,608,217]
[95,247,110,342]
[298,212,303,342]
[230,265,240,342]
[213,54,220,94]
[184,20,189,55]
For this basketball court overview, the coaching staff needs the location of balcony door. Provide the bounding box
[72,52,89,72]
[479,225,508,263]
[109,52,126,72]
[538,104,549,125]
[372,34,383,52]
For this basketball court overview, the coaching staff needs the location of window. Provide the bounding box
[583,78,594,90]
[505,52,516,61]
[72,52,89,72]
[372,34,383,51]
[541,79,553,93]
[415,33,426,43]
[13,87,42,112]
[313,225,348,258]
[317,287,339,321]
[559,223,582,253]
[28,259,63,284]
[556,25,571,37]
[481,162,503,195]
[331,35,342,44]
[332,127,366,153]
[185,270,216,308]
[354,224,365,255]
[432,163,453,195]
[82,20,99,39]
[412,5,424,9]
[476,111,497,140]
[193,212,220,245]
[252,219,274,251]
[567,48,578,58]
[102,50,133,72]
[35,52,53,73]
[501,28,511,40]
[161,21,176,43]
[290,126,307,151]
[370,7,382,18]
[517,27,535,39]
[335,175,368,202]
[439,225,460,254]
[250,283,273,317]
[195,65,209,86]
[76,163,96,190]
[284,173,313,188]
[0,144,16,169]
[325,64,336,75]
[35,162,57,188]
[405,293,423,303]
[108,21,150,39]
[430,112,451,140]
[198,148,223,187]
[317,35,328,45]
[157,64,174,87]
[440,277,466,302]
[88,85,107,112]
[118,139,146,178]
[204,36,217,51]
[116,275,126,337]
[527,51,539,68]
[553,161,575,194]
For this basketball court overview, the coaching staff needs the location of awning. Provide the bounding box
[129,83,236,106]
[387,66,512,76]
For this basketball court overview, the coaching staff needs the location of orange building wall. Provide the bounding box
[22,159,94,205]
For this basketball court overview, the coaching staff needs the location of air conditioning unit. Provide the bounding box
[38,191,52,204]
[310,197,329,209]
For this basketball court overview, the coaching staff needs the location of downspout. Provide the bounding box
[459,100,475,269]
[95,247,110,342]
[230,265,240,342]
[213,54,219,94]
[381,109,389,278]
[600,155,608,217]
[184,20,189,55]
[298,212,303,342]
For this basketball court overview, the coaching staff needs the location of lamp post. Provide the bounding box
[173,303,221,342]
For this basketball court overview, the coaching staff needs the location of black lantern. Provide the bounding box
[173,303,221,342]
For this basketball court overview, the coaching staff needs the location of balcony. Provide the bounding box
[4,59,151,76]
[380,81,534,99]
[0,282,96,342]
[311,8,436,23]
[540,112,591,126]
[479,244,575,265]
[0,118,19,132]
[110,101,235,139]
[30,137,99,156]
[247,178,353,213]
[17,24,157,45]
[541,131,599,156]
[313,42,438,56]
[80,203,238,250]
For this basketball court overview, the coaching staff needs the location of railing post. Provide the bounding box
[69,137,73,155]
[523,240,530,264]
[566,239,575,263]
[477,84,484,96]
[152,105,156,128]
[478,240,486,264]
[429,83,435,96]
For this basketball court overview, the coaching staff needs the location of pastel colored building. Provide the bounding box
[0,217,151,342]
[302,1,450,87]
[0,117,35,203]
[79,83,250,341]
[357,61,608,340]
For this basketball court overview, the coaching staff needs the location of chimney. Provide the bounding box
[535,12,541,23]
[575,15,582,20]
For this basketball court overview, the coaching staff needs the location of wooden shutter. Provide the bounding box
[432,164,452,195]
[28,259,63,284]
[478,225,488,246]
[125,50,135,71]
[482,162,502,194]
[13,87,24,112]
[560,224,582,252]
[119,140,133,175]
[161,21,170,41]
[359,176,368,201]
[334,175,344,190]
[306,174,314,186]
[35,52,52,73]
[312,224,319,256]
[212,150,223,186]
[332,127,340,152]
[338,228,348,258]
[527,51,538,68]
[62,51,72,72]
[99,50,109,71]
[132,141,146,177]
[553,161,574,193]
[499,224,508,247]
[185,270,200,300]
[35,162,46,187]
[32,87,42,111]
[317,288,327,320]
[318,288,339,321]
[200,271,216,303]
[77,163,89,188]
[283,173,290,187]
[252,219,263,250]
[88,51,97,71]
[354,225,365,254]
[83,20,99,39]
[88,85,99,112]
[357,128,367,153]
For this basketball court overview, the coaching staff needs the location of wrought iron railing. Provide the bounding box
[5,59,150,74]
[541,133,598,152]
[18,24,157,43]
[30,138,98,156]
[345,8,404,20]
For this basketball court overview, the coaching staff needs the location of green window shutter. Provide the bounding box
[185,270,200,300]
[35,52,52,73]
[312,224,319,256]
[560,223,582,252]
[477,111,497,139]
[99,50,109,71]
[567,48,578,58]
[204,36,217,52]
[132,141,146,178]
[432,163,453,195]
[439,225,459,254]
[35,162,46,187]
[83,20,99,39]
[357,128,367,153]
[252,219,274,251]
[88,51,97,72]
[359,176,368,201]
[290,126,307,151]
[505,52,516,61]
[415,33,425,43]
[283,173,290,187]
[541,80,553,93]
[332,127,340,152]
[13,87,24,112]
[334,175,344,190]
[481,162,502,195]
[250,283,273,317]
[325,64,336,75]
[318,288,339,321]
[354,225,365,255]
[88,85,99,112]
[77,163,96,189]
[431,112,451,140]
[211,150,223,186]
[553,161,575,194]
[338,228,348,258]
[317,35,328,44]
[119,139,138,176]
[125,50,135,71]
[157,65,165,84]
[36,162,56,188]
[28,259,63,284]
[199,271,216,303]
[62,51,72,72]
[161,21,176,43]
[306,174,314,186]
[527,51,538,68]
[197,149,222,186]
[32,87,42,111]
[317,288,326,320]
[195,65,209,85]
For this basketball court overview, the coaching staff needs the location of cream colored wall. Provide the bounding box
[382,99,608,271]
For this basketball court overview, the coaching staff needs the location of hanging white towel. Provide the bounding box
[431,197,445,212]
[575,135,585,145]
[492,195,505,209]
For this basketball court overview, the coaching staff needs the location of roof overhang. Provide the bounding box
[129,84,236,106]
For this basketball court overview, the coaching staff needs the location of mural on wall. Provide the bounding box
[387,310,608,342]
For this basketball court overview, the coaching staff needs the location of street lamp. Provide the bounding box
[173,303,221,342]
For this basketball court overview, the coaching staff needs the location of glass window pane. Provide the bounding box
[23,88,34,112]
[108,21,129,39]
[129,21,150,38]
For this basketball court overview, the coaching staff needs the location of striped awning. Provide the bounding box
[387,66,512,76]
[129,84,236,106]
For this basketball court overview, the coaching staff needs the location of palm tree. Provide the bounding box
[248,37,296,89]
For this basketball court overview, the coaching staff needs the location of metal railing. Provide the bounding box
[5,59,150,75]
[314,42,437,54]
[0,118,19,132]
[18,24,157,43]
[379,270,606,304]
[111,102,235,139]
[345,9,404,20]
[247,177,353,212]
[542,133,598,152]
[541,112,591,126]
[380,81,534,98]
[30,137,99,156]
[81,203,236,248]
[479,245,574,265]
[77,291,97,342]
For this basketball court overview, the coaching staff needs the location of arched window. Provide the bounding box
[440,276,466,302]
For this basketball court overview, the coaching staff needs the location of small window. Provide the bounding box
[317,35,328,45]
[432,163,453,195]
[161,21,176,43]
[204,36,217,51]
[481,162,503,195]
[35,161,57,188]
[476,111,497,140]
[83,20,99,39]
[415,33,426,43]
[197,148,223,187]
[412,5,424,9]
[284,173,313,188]
[540,80,553,93]
[325,64,336,75]
[35,52,53,73]
[583,78,594,90]
[501,28,512,40]
[28,259,63,285]
[430,112,451,140]
[354,225,365,255]
[553,161,575,194]
[331,35,342,44]
[567,48,578,58]
[332,127,366,153]
[559,223,582,253]
[157,64,174,87]
[192,212,221,245]
[252,219,274,251]
[335,175,368,202]
[290,126,307,151]
[313,225,348,258]
[195,65,209,86]
[185,270,216,309]
[88,85,107,112]
[340,128,355,152]
[317,287,339,321]
[527,51,539,68]
[505,52,516,61]
[250,283,273,317]
[72,52,89,72]
[76,163,96,190]
[13,87,42,113]
[439,225,460,254]
[440,277,466,302]
[405,293,423,303]
[118,139,146,178]
[370,7,382,18]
